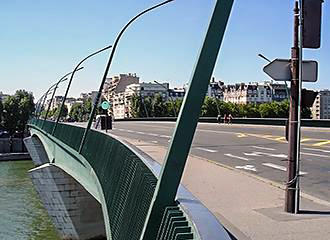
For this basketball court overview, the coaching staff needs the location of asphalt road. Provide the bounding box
[108,121,330,203]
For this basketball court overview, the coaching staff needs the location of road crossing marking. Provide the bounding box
[303,148,330,153]
[195,147,218,153]
[235,165,257,172]
[244,152,287,158]
[147,133,159,137]
[262,163,307,175]
[313,140,330,147]
[275,137,286,141]
[262,163,286,171]
[301,152,330,158]
[252,146,276,151]
[237,133,247,138]
[224,154,250,161]
[160,135,171,138]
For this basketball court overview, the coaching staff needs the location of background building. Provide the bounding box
[206,77,224,100]
[312,90,330,119]
[0,92,10,102]
[222,81,288,104]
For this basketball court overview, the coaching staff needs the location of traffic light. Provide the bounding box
[301,89,318,108]
[302,0,324,49]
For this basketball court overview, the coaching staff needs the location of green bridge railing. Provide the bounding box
[28,119,230,240]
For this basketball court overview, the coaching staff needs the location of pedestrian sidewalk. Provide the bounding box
[121,137,330,240]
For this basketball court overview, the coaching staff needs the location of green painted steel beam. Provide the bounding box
[140,0,234,239]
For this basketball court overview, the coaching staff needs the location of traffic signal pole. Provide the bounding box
[285,1,300,213]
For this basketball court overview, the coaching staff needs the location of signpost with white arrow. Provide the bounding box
[263,58,318,82]
[261,0,323,214]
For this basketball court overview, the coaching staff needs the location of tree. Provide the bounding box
[201,96,219,117]
[151,94,167,117]
[0,100,3,125]
[69,103,84,122]
[2,90,35,134]
[53,106,68,119]
[302,106,312,119]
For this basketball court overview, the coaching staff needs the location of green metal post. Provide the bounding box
[78,0,175,154]
[140,1,234,239]
[52,46,110,136]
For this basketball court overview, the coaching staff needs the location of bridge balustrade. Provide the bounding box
[28,119,227,240]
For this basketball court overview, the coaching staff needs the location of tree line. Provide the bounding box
[0,90,35,135]
[130,95,312,119]
[41,97,106,122]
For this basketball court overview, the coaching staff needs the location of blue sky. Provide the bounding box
[1,0,329,100]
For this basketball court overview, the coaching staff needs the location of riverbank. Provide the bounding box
[0,152,31,161]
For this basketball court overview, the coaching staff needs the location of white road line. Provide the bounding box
[224,154,250,161]
[244,152,261,157]
[136,131,145,135]
[126,129,134,133]
[252,146,276,151]
[151,141,158,144]
[147,133,160,137]
[301,152,330,158]
[262,163,307,175]
[159,135,171,138]
[195,147,218,153]
[262,163,286,171]
[303,148,330,153]
[244,152,287,158]
[235,165,257,172]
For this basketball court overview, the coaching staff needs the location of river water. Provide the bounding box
[0,160,59,240]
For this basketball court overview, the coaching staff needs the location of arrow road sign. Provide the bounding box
[263,58,318,82]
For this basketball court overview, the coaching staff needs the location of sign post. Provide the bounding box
[101,101,111,132]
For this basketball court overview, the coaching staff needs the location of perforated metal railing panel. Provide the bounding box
[28,120,198,240]
[157,205,195,240]
[82,130,159,240]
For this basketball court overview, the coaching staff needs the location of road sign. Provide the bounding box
[101,101,110,110]
[263,58,318,82]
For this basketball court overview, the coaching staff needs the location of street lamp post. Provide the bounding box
[154,80,176,117]
[78,0,175,154]
[41,68,84,128]
[41,79,68,128]
[37,91,53,121]
[52,45,112,135]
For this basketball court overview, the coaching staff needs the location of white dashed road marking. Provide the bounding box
[235,165,257,172]
[301,152,330,158]
[303,148,330,154]
[224,154,250,161]
[262,163,307,175]
[252,146,276,151]
[195,147,218,153]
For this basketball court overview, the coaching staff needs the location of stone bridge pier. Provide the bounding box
[25,136,106,240]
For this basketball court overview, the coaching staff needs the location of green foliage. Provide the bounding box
[48,105,68,119]
[68,97,102,122]
[130,94,183,118]
[128,95,313,119]
[2,90,35,134]
[0,100,3,125]
[201,97,218,117]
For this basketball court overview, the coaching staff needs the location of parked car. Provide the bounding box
[0,131,10,138]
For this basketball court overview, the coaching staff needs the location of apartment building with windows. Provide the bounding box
[222,81,288,104]
[312,90,330,119]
